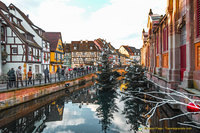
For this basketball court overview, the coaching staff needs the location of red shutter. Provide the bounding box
[197,0,200,37]
[167,26,168,51]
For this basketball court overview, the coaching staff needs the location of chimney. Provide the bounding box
[27,14,29,18]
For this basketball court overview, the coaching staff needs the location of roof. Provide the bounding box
[63,43,71,53]
[9,4,34,25]
[0,9,41,49]
[121,45,140,55]
[0,1,9,12]
[71,40,100,52]
[94,38,115,51]
[123,45,133,55]
[9,3,49,42]
[44,32,62,51]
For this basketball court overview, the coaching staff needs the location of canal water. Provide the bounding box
[0,80,149,133]
[0,80,198,133]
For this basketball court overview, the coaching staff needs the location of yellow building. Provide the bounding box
[44,32,64,73]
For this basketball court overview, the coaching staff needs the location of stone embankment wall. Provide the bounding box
[0,73,96,111]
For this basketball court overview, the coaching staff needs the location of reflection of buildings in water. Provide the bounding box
[0,82,95,132]
[65,85,97,105]
[0,97,65,133]
[46,97,65,122]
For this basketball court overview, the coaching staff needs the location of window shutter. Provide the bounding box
[197,0,200,37]
[167,26,168,51]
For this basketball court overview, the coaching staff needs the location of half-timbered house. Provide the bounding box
[0,1,42,77]
[118,45,140,63]
[63,43,71,67]
[8,4,50,72]
[71,40,100,68]
[44,32,64,73]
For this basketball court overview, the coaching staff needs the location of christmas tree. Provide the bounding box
[121,61,149,132]
[96,89,119,133]
[96,44,120,91]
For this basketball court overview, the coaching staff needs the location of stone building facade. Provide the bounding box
[141,0,200,90]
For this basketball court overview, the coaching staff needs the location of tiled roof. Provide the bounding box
[123,46,133,55]
[63,43,71,53]
[94,38,115,51]
[44,32,62,52]
[121,45,140,55]
[71,41,100,52]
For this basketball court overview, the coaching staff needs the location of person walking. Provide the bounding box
[27,69,33,85]
[16,66,23,87]
[44,67,50,83]
[10,68,16,87]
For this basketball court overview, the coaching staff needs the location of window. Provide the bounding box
[26,34,33,41]
[35,65,39,74]
[195,43,200,70]
[156,35,159,54]
[12,47,17,54]
[55,53,57,60]
[181,25,186,45]
[162,26,168,52]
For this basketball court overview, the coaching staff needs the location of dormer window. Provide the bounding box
[26,34,33,41]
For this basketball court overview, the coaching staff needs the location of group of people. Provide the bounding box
[55,66,96,81]
[6,65,96,88]
[7,66,23,88]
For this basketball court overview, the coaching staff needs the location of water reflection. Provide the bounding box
[0,81,149,133]
[0,97,65,133]
[96,89,119,133]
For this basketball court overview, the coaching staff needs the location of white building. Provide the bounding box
[9,4,50,72]
[0,1,42,77]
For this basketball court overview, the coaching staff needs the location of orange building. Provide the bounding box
[44,32,64,73]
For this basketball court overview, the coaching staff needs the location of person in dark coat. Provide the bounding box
[7,69,11,88]
[61,66,65,80]
[10,68,16,87]
[44,67,50,83]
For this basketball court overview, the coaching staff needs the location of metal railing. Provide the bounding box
[5,68,97,90]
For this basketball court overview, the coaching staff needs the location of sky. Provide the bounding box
[3,0,166,49]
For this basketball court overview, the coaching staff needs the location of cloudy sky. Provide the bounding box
[3,0,166,49]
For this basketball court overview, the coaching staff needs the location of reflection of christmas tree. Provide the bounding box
[121,63,149,132]
[96,43,120,91]
[96,89,119,133]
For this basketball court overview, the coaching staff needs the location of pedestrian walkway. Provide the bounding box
[0,69,96,92]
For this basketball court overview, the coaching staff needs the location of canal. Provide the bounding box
[0,79,150,133]
[0,80,198,133]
